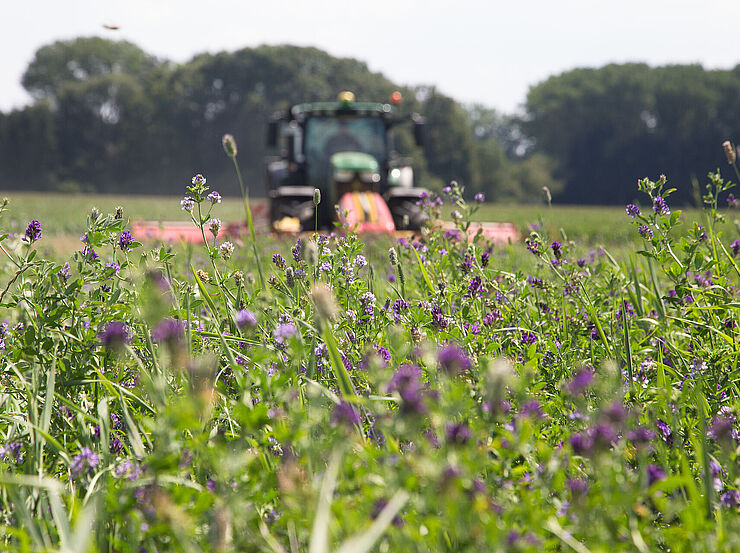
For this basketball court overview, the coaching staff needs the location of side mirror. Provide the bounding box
[267,120,279,148]
[412,114,425,147]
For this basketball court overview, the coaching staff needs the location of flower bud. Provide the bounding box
[222,134,237,157]
[311,283,338,322]
[723,141,736,165]
[285,266,295,287]
[114,206,124,220]
[313,188,321,206]
[389,247,399,266]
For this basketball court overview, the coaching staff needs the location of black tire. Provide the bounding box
[386,197,427,230]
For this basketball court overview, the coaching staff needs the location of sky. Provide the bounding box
[2,0,740,114]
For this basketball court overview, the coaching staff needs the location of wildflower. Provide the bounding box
[569,432,593,456]
[151,318,183,347]
[437,344,472,375]
[520,330,537,345]
[481,251,490,267]
[354,255,367,268]
[591,422,618,450]
[474,193,485,203]
[638,225,653,239]
[721,490,740,509]
[219,241,234,259]
[444,229,461,241]
[520,399,544,419]
[727,193,737,208]
[647,464,666,486]
[626,204,640,218]
[292,238,303,262]
[222,134,237,157]
[70,447,99,478]
[445,422,473,445]
[565,366,594,395]
[710,416,735,444]
[723,140,736,165]
[550,241,563,260]
[627,426,655,449]
[58,262,71,280]
[272,253,286,268]
[313,188,321,205]
[98,322,131,350]
[655,419,673,446]
[207,190,222,204]
[430,307,448,330]
[391,299,408,322]
[118,231,134,251]
[388,247,399,265]
[525,237,540,255]
[331,401,361,427]
[273,323,297,345]
[90,207,101,221]
[24,220,42,243]
[567,478,589,498]
[387,364,427,415]
[181,197,195,211]
[208,218,221,237]
[236,309,257,329]
[732,240,740,257]
[192,174,207,186]
[114,206,124,219]
[371,499,404,527]
[0,442,23,464]
[652,196,670,215]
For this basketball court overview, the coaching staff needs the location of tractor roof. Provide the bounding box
[289,101,395,119]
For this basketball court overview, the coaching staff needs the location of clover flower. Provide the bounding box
[219,241,234,259]
[70,447,99,478]
[181,196,195,212]
[474,193,485,203]
[208,218,221,237]
[626,204,640,217]
[236,309,257,329]
[118,231,134,251]
[24,220,42,243]
[207,191,222,204]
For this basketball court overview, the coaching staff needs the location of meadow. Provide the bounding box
[0,168,739,552]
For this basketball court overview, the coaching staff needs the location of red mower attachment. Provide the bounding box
[338,191,396,234]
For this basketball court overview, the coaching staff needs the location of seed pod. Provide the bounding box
[222,134,237,157]
[313,188,321,206]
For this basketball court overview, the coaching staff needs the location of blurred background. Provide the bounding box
[2,0,740,206]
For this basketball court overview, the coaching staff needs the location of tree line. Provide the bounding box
[1,37,738,205]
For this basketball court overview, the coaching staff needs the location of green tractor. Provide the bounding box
[266,91,428,232]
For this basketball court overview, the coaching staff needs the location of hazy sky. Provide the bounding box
[2,0,739,113]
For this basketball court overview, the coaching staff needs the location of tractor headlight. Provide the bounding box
[334,169,354,183]
[359,170,381,184]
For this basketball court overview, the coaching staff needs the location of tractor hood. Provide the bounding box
[330,152,379,172]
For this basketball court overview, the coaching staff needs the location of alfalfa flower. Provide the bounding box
[24,220,42,243]
[626,204,640,218]
[208,218,221,237]
[207,191,222,204]
[219,241,234,259]
[181,197,195,212]
[652,196,670,216]
[118,231,134,251]
[638,225,653,239]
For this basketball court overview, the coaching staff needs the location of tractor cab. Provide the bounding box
[266,91,427,232]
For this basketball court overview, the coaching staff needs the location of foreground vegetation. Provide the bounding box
[0,169,739,552]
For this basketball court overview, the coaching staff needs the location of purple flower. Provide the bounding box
[567,478,589,498]
[331,401,361,427]
[550,241,563,260]
[626,204,641,218]
[273,323,297,344]
[591,422,618,450]
[652,196,670,215]
[437,344,472,375]
[732,240,740,258]
[292,238,303,262]
[208,218,221,237]
[0,442,24,464]
[192,174,207,186]
[566,367,594,395]
[371,499,404,527]
[24,220,42,243]
[430,307,448,330]
[58,262,71,280]
[520,330,537,345]
[474,193,485,203]
[98,322,131,349]
[236,309,257,329]
[118,231,134,251]
[638,225,653,239]
[647,464,666,486]
[628,426,655,448]
[727,193,737,208]
[104,262,120,277]
[181,196,195,212]
[70,447,99,478]
[721,490,740,508]
[481,251,490,267]
[445,422,473,445]
[520,399,544,419]
[710,416,735,444]
[387,364,427,415]
[569,432,594,456]
[207,191,222,204]
[151,318,183,346]
[444,229,461,241]
[525,238,540,255]
[272,253,286,268]
[656,419,673,446]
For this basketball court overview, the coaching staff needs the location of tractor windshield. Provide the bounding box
[304,116,387,182]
